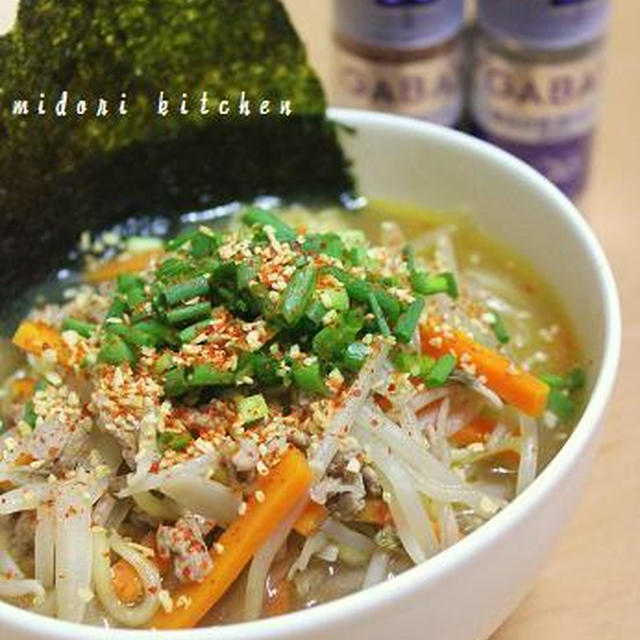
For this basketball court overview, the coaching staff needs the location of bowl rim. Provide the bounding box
[0,108,621,639]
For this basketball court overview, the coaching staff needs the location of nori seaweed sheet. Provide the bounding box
[0,0,353,305]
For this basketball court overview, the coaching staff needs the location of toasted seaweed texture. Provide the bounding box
[0,0,352,305]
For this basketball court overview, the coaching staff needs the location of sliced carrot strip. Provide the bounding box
[494,450,520,467]
[353,498,392,527]
[85,250,163,283]
[150,448,313,629]
[111,560,145,605]
[111,533,170,605]
[293,501,328,537]
[12,321,70,366]
[420,323,549,417]
[112,534,169,604]
[264,575,293,618]
[14,452,35,466]
[11,377,36,402]
[449,415,496,447]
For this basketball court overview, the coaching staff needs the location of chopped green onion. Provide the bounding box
[190,232,215,258]
[116,273,144,294]
[312,310,364,360]
[281,264,317,326]
[166,301,212,326]
[188,363,235,387]
[410,270,458,299]
[126,286,147,308]
[237,394,270,424]
[154,352,175,375]
[236,352,280,386]
[426,354,456,387]
[341,341,370,372]
[164,276,210,306]
[312,326,343,360]
[540,374,566,388]
[98,335,137,366]
[393,352,435,378]
[236,263,258,290]
[133,319,173,342]
[178,319,213,343]
[547,388,575,420]
[242,208,297,243]
[567,368,586,390]
[393,298,425,344]
[370,288,401,322]
[489,311,510,344]
[106,296,127,319]
[325,267,401,321]
[61,317,96,338]
[163,367,189,397]
[165,229,199,252]
[367,292,390,337]
[156,257,192,279]
[292,360,326,395]
[23,401,37,429]
[303,233,345,259]
[107,323,159,348]
[305,299,328,325]
[157,431,192,452]
[541,368,585,393]
[346,246,368,267]
[402,245,416,272]
[319,287,349,311]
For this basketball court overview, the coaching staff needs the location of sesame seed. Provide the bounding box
[176,594,193,609]
[158,589,174,613]
[213,542,225,555]
[346,457,361,473]
[45,371,63,387]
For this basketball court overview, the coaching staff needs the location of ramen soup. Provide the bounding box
[0,202,584,628]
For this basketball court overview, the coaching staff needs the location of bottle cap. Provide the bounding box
[478,0,611,50]
[334,0,465,51]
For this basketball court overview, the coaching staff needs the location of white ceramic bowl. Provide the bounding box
[1,110,621,640]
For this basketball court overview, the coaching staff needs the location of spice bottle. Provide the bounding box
[471,0,611,199]
[332,0,466,127]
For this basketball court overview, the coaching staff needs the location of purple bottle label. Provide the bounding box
[377,0,440,5]
[551,0,590,5]
[473,125,593,197]
[471,40,603,197]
